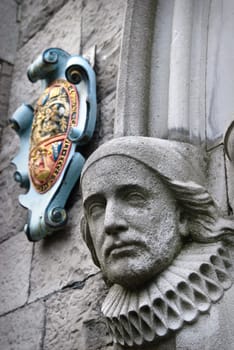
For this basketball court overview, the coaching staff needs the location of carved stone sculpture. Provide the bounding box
[80,136,234,348]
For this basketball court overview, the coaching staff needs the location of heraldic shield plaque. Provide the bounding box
[30,79,79,194]
[11,48,97,242]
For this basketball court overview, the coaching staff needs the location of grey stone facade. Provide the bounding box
[0,0,125,349]
[1,0,234,349]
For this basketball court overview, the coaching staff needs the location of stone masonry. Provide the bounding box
[1,1,234,350]
[0,0,125,349]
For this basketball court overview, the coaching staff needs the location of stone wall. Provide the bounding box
[1,1,234,350]
[0,0,19,140]
[0,0,125,349]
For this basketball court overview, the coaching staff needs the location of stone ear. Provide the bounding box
[80,215,100,267]
[80,215,88,241]
[177,208,189,237]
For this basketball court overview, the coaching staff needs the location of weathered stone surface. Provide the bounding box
[0,233,32,315]
[29,199,99,302]
[225,153,234,215]
[0,165,27,242]
[0,301,45,350]
[114,337,176,350]
[82,316,113,350]
[0,125,20,171]
[94,92,115,147]
[1,61,14,76]
[0,0,19,63]
[81,0,125,49]
[0,127,27,242]
[206,145,228,213]
[79,44,120,153]
[0,62,13,96]
[206,0,234,148]
[114,0,157,138]
[81,0,124,103]
[176,282,234,350]
[19,0,69,46]
[0,61,14,127]
[95,34,122,103]
[80,137,234,348]
[8,0,82,118]
[44,274,111,350]
[5,0,124,308]
[1,0,234,349]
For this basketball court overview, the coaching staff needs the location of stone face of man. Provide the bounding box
[82,155,184,289]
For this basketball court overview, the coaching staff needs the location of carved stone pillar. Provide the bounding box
[115,0,234,148]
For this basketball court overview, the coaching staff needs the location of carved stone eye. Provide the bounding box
[88,201,105,218]
[124,191,146,206]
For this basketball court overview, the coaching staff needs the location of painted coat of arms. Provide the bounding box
[11,48,96,241]
[30,79,78,193]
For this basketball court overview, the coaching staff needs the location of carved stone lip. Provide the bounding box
[105,240,143,258]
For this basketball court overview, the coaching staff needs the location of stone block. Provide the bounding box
[0,126,27,242]
[0,301,45,350]
[0,74,13,100]
[96,91,115,145]
[0,105,9,127]
[206,145,228,213]
[44,274,111,350]
[1,61,13,76]
[0,0,19,63]
[95,34,122,103]
[81,0,124,103]
[0,125,20,171]
[8,0,82,118]
[0,165,28,242]
[81,0,125,49]
[28,199,99,302]
[176,284,234,349]
[19,0,69,46]
[0,233,32,315]
[0,63,13,126]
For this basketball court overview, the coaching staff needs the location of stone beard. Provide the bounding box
[80,136,234,348]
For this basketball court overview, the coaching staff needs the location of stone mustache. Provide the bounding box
[80,136,234,348]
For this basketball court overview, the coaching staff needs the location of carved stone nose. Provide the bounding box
[104,200,128,235]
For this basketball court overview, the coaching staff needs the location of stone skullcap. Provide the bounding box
[81,136,205,186]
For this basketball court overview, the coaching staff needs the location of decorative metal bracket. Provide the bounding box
[10,48,97,241]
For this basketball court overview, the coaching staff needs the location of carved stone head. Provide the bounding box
[82,153,184,289]
[81,137,230,286]
[80,137,234,347]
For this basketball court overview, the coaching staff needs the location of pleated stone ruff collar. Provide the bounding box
[102,242,233,348]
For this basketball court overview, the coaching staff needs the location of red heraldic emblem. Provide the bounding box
[29,79,79,193]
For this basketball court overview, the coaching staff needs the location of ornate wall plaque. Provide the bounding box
[11,48,96,241]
